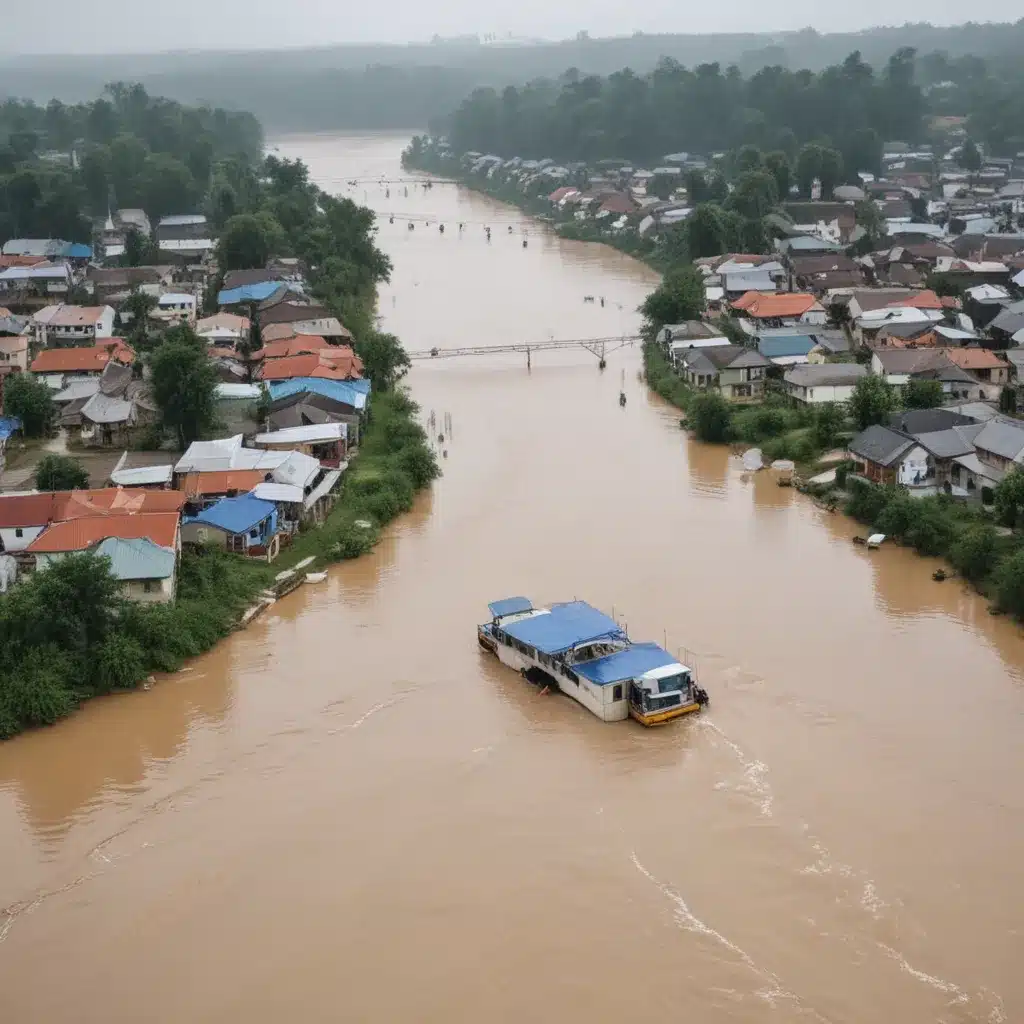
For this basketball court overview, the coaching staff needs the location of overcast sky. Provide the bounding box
[0,0,1020,55]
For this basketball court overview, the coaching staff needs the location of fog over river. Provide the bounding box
[0,133,1021,1023]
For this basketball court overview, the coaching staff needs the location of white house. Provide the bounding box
[783,363,867,404]
[45,305,116,345]
[154,292,198,325]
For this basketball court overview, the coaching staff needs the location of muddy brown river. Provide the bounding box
[1,134,1022,1023]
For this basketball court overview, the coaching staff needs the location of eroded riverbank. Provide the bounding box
[0,133,1021,1024]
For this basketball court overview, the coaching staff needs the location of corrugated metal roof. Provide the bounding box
[974,417,1024,462]
[251,482,303,503]
[848,425,915,467]
[81,392,135,424]
[109,465,173,487]
[28,512,180,551]
[182,470,265,497]
[266,378,368,411]
[254,423,346,445]
[302,467,343,510]
[94,536,175,580]
[187,495,276,534]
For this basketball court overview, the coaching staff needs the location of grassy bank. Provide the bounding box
[0,390,438,740]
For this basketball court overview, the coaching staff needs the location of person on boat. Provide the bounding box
[522,239,528,248]
[600,297,605,307]
[439,223,444,233]
[508,225,513,234]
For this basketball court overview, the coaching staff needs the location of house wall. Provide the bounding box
[800,308,828,326]
[0,335,28,370]
[122,575,175,604]
[897,446,934,490]
[789,382,859,404]
[0,525,46,552]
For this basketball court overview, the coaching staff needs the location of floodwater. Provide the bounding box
[1,134,1022,1023]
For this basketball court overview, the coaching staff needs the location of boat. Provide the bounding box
[867,533,886,549]
[478,598,708,726]
[305,571,328,583]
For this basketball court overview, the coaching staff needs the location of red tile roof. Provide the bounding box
[945,348,1008,371]
[886,289,943,311]
[253,335,337,360]
[27,512,180,552]
[0,493,63,529]
[58,488,185,518]
[257,347,363,382]
[30,341,134,374]
[732,292,820,318]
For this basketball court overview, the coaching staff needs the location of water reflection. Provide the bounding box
[683,436,730,495]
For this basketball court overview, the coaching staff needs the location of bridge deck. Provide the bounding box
[408,337,640,360]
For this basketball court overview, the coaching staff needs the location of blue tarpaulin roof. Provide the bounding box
[63,242,93,259]
[186,494,276,534]
[573,642,679,686]
[501,601,624,655]
[267,377,368,410]
[0,416,22,440]
[218,281,283,306]
[488,596,533,618]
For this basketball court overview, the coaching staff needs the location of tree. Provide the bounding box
[354,331,411,392]
[957,137,982,178]
[949,524,998,583]
[727,170,778,221]
[684,204,727,259]
[35,454,89,491]
[640,265,706,338]
[994,468,1024,529]
[149,327,220,448]
[117,289,158,339]
[2,373,55,437]
[764,151,791,200]
[795,143,823,197]
[138,154,197,222]
[994,548,1024,619]
[812,402,845,449]
[903,379,945,409]
[999,386,1017,415]
[855,199,885,246]
[124,227,157,267]
[684,169,709,204]
[734,145,763,174]
[690,392,732,443]
[216,213,276,271]
[849,375,895,430]
[818,148,844,198]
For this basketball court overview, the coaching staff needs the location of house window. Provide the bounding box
[14,527,23,538]
[613,684,623,701]
[143,581,157,594]
[249,528,260,539]
[735,384,752,398]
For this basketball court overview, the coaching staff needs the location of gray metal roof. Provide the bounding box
[81,393,135,425]
[784,364,867,388]
[973,416,1024,462]
[848,424,915,467]
[911,424,983,459]
[888,409,974,433]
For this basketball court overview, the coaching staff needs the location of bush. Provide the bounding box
[36,453,89,491]
[834,460,853,488]
[949,524,998,583]
[994,549,1024,618]
[690,392,733,443]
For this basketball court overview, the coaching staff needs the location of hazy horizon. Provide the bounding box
[1,1,1021,56]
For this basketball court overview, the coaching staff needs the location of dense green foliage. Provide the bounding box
[0,84,261,240]
[35,454,89,491]
[639,266,705,339]
[438,46,1024,164]
[2,373,55,437]
[689,393,733,443]
[903,379,946,410]
[849,375,897,431]
[0,550,273,739]
[4,23,1024,134]
[149,326,221,448]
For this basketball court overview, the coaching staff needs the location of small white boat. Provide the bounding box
[867,533,886,549]
[305,571,328,583]
[742,448,764,472]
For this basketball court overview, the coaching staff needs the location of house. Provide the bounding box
[848,425,924,488]
[31,340,134,381]
[783,364,867,404]
[870,348,981,399]
[92,536,177,603]
[943,348,1009,399]
[951,415,1024,494]
[0,327,29,371]
[720,267,777,297]
[45,305,116,346]
[153,293,197,325]
[219,280,290,307]
[856,306,944,347]
[197,312,250,349]
[0,264,74,308]
[732,292,826,327]
[116,209,152,238]
[156,214,209,241]
[659,321,730,365]
[266,390,362,445]
[174,434,290,476]
[254,334,338,360]
[963,283,1011,329]
[987,301,1024,344]
[755,330,818,366]
[256,301,351,339]
[182,494,280,562]
[257,348,364,383]
[250,450,336,532]
[87,265,174,304]
[76,361,158,447]
[266,377,370,414]
[676,345,771,402]
[0,492,64,554]
[108,455,174,489]
[181,469,266,507]
[253,422,348,465]
[222,268,286,292]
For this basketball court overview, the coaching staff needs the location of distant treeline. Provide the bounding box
[2,20,1024,132]
[437,48,1024,165]
[0,83,262,241]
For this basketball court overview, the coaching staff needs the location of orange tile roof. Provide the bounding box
[258,348,363,382]
[27,512,180,552]
[944,348,1008,371]
[0,492,64,528]
[181,470,264,497]
[731,292,819,318]
[0,255,47,270]
[58,488,185,518]
[260,324,298,343]
[254,335,336,360]
[30,341,134,374]
[886,289,943,311]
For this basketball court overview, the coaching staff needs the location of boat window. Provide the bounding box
[657,672,689,694]
[613,684,623,701]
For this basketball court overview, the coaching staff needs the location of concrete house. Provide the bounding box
[783,364,867,404]
[92,536,177,603]
[182,494,280,562]
[45,305,116,346]
[677,345,771,402]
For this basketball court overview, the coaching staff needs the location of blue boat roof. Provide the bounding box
[501,600,624,656]
[488,596,533,618]
[573,642,679,686]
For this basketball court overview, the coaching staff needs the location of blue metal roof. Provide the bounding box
[94,537,176,581]
[488,596,533,618]
[186,494,276,534]
[267,377,368,410]
[758,334,816,359]
[573,642,678,686]
[501,601,624,656]
[63,242,93,259]
[218,281,283,306]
